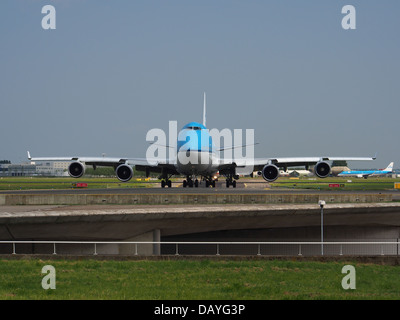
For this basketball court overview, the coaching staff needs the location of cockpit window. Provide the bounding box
[186,126,202,130]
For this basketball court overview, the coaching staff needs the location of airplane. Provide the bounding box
[338,162,394,179]
[27,93,376,188]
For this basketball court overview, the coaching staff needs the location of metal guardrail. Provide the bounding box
[1,241,400,256]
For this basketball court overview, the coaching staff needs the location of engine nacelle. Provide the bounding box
[261,164,280,182]
[116,164,133,182]
[68,162,85,178]
[314,161,331,178]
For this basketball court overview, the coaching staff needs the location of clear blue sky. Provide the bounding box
[1,0,399,169]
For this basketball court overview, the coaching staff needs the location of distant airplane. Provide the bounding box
[27,94,376,188]
[338,162,394,179]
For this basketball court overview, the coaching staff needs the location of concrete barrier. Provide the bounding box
[0,193,392,205]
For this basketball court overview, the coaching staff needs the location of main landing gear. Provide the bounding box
[224,173,239,188]
[205,180,216,188]
[160,179,172,188]
[182,176,216,188]
[182,178,198,188]
[226,179,236,188]
[160,173,173,188]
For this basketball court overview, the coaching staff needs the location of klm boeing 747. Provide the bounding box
[338,162,394,179]
[27,94,376,188]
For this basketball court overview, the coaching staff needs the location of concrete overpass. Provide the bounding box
[1,202,400,255]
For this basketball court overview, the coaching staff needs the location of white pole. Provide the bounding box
[321,206,324,255]
[319,200,326,256]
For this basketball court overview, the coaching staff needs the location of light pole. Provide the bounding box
[319,200,326,255]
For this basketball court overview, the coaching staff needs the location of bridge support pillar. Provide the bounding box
[119,229,161,256]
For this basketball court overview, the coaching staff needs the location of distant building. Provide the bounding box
[0,164,9,176]
[0,163,37,177]
[0,161,70,177]
[34,161,70,176]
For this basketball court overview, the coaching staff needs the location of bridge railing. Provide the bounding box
[1,240,400,256]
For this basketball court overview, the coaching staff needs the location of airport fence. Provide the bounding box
[1,240,400,256]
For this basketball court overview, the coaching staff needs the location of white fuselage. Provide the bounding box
[175,150,219,176]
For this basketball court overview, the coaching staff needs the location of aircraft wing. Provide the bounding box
[218,155,376,181]
[218,156,375,171]
[253,156,376,171]
[28,151,133,167]
[27,152,179,175]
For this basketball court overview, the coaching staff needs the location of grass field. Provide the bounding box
[1,257,400,300]
[271,177,400,191]
[0,177,156,191]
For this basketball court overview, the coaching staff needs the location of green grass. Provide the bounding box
[1,258,400,300]
[0,177,156,191]
[271,177,400,191]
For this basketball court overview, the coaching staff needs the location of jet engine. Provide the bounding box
[116,164,133,182]
[314,161,331,178]
[68,162,85,178]
[261,164,280,182]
